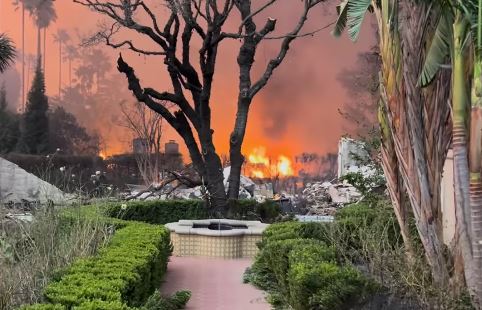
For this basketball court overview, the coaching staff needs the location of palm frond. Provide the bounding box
[419,13,454,87]
[332,0,349,37]
[0,34,15,73]
[346,0,372,41]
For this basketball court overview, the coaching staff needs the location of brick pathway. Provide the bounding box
[161,257,270,310]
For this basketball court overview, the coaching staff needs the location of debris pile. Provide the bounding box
[125,166,257,201]
[302,181,362,216]
[0,157,67,205]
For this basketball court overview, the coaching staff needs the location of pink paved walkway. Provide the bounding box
[161,257,270,310]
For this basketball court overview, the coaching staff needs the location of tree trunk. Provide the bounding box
[59,41,62,99]
[22,4,25,111]
[379,102,414,255]
[228,101,250,199]
[43,28,46,72]
[199,128,227,213]
[452,14,480,304]
[470,60,482,302]
[398,0,450,286]
[37,26,41,64]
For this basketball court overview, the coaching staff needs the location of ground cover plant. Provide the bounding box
[0,207,111,310]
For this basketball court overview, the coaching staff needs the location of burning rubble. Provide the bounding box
[122,138,377,218]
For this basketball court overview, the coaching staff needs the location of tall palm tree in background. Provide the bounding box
[63,43,78,89]
[0,34,15,73]
[12,0,26,111]
[23,0,56,62]
[53,29,69,99]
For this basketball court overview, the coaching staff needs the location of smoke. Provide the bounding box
[0,67,21,110]
[257,47,319,140]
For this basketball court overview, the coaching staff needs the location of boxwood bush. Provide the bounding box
[22,221,171,310]
[246,216,379,309]
[105,199,280,224]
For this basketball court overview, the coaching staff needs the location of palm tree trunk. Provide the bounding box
[469,1,482,299]
[59,41,62,99]
[69,59,72,89]
[43,28,46,72]
[37,26,41,64]
[452,13,480,303]
[22,4,25,112]
[398,0,451,286]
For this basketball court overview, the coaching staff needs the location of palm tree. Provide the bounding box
[63,44,78,89]
[419,0,482,302]
[334,0,452,288]
[23,0,57,62]
[53,29,70,99]
[0,34,15,73]
[12,0,26,111]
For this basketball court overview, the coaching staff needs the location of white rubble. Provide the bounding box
[302,181,362,216]
[126,166,257,201]
[0,157,67,204]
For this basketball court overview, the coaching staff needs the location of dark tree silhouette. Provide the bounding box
[74,0,326,211]
[19,59,49,154]
[48,106,100,155]
[0,83,20,153]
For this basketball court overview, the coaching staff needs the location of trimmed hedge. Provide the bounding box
[245,205,388,310]
[105,199,280,224]
[22,213,171,310]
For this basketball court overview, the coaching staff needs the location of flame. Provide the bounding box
[277,155,294,176]
[248,147,270,166]
[98,151,106,159]
[246,147,295,178]
[252,170,265,178]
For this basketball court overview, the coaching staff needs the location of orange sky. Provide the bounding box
[0,0,375,160]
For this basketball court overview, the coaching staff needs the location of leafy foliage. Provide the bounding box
[141,290,191,310]
[0,33,15,73]
[22,221,171,310]
[106,199,280,224]
[419,12,454,86]
[48,106,100,155]
[19,60,50,154]
[245,221,376,309]
[0,83,20,153]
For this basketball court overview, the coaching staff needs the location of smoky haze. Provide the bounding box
[0,0,377,158]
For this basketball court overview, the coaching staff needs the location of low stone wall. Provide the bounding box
[166,219,268,258]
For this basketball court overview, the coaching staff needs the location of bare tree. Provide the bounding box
[73,0,326,211]
[120,100,164,186]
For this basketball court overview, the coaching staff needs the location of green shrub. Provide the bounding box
[73,300,132,310]
[335,202,401,251]
[142,290,191,310]
[24,223,171,309]
[106,199,280,224]
[259,221,332,249]
[246,221,376,309]
[106,200,208,225]
[288,262,373,310]
[21,304,66,310]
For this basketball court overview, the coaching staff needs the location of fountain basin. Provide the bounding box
[165,219,268,258]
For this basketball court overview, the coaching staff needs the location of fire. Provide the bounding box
[277,155,294,176]
[248,147,270,166]
[246,147,295,178]
[252,170,265,178]
[98,151,106,159]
